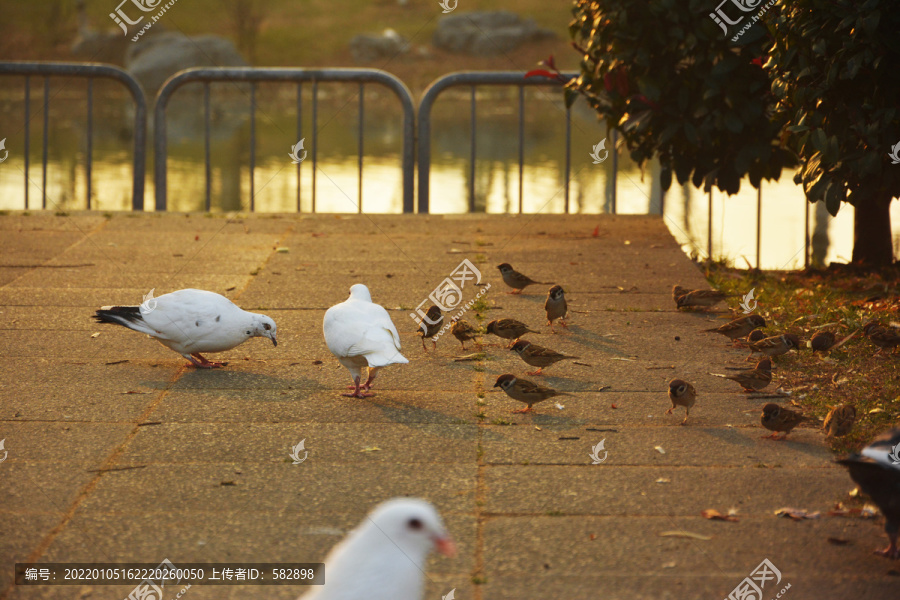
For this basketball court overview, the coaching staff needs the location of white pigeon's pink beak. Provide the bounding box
[435,535,456,557]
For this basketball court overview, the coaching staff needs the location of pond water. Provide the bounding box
[0,78,897,269]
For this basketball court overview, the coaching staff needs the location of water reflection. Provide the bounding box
[0,83,897,270]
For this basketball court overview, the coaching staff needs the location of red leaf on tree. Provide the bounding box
[525,69,557,80]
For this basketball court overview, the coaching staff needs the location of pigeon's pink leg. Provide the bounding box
[873,532,899,559]
[511,405,534,414]
[342,376,374,398]
[188,353,225,368]
[362,368,379,391]
[507,289,523,295]
[525,368,544,376]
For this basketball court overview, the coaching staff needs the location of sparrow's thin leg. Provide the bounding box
[421,337,427,351]
[665,406,675,415]
[460,341,467,351]
[432,339,437,352]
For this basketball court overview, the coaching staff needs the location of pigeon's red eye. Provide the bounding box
[408,518,423,530]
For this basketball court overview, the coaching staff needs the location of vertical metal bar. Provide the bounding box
[469,85,476,213]
[357,82,364,214]
[610,128,618,214]
[804,197,810,268]
[756,185,762,269]
[204,82,211,211]
[249,82,256,212]
[707,189,713,261]
[296,82,302,212]
[312,79,318,213]
[517,85,524,214]
[86,78,93,210]
[24,75,30,210]
[42,77,49,209]
[564,104,571,214]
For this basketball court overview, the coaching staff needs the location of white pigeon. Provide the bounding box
[323,283,408,398]
[299,498,455,600]
[94,288,277,368]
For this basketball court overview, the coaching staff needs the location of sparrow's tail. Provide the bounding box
[94,306,152,335]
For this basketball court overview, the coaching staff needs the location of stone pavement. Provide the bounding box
[0,212,895,600]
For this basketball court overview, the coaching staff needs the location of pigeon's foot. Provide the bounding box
[188,353,225,368]
[507,290,522,295]
[873,538,899,559]
[511,406,534,413]
[342,390,375,398]
[525,369,544,376]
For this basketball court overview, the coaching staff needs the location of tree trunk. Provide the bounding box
[852,194,894,266]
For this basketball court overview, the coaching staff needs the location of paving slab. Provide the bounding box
[0,212,893,600]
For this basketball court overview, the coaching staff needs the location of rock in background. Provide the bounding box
[433,11,555,55]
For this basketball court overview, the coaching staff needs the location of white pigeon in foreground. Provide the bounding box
[299,498,455,600]
[94,288,277,368]
[323,284,408,398]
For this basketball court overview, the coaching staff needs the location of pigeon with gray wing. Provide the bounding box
[94,288,277,368]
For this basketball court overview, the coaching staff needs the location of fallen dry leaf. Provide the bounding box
[659,531,712,541]
[654,446,666,455]
[775,507,821,520]
[359,446,382,453]
[702,509,739,522]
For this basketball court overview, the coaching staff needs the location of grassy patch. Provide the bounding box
[707,264,900,452]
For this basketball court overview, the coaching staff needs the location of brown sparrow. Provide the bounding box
[493,373,569,413]
[485,318,539,347]
[510,339,578,375]
[672,285,691,304]
[836,427,900,559]
[497,263,546,294]
[808,330,837,353]
[748,333,800,359]
[704,314,766,341]
[674,287,730,309]
[863,322,900,354]
[823,404,856,439]
[761,403,807,440]
[712,358,772,392]
[545,285,568,331]
[417,304,443,351]
[450,317,480,350]
[666,379,697,425]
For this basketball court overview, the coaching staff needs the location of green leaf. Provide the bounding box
[823,181,844,216]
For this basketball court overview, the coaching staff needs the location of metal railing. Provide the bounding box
[415,71,618,214]
[153,67,416,212]
[0,61,147,210]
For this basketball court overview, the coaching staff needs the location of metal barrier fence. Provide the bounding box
[0,61,147,210]
[416,71,617,214]
[153,67,416,213]
[0,62,843,267]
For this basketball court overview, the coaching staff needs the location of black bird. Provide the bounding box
[837,427,900,559]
